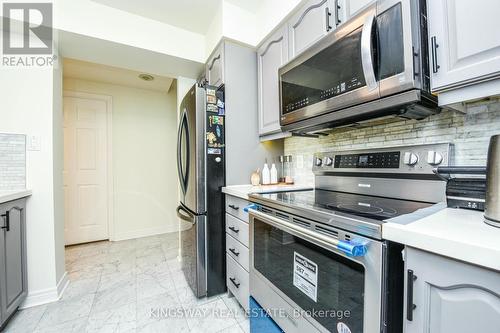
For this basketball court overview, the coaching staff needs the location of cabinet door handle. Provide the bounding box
[325,7,332,32]
[229,277,240,288]
[228,204,239,210]
[406,269,418,321]
[334,0,342,26]
[1,211,9,232]
[229,248,240,256]
[431,36,440,73]
[228,226,240,233]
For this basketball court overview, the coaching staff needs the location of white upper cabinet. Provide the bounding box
[288,0,336,58]
[427,0,500,92]
[344,0,374,20]
[206,43,224,87]
[258,26,289,136]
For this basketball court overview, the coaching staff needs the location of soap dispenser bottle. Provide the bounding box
[262,161,270,185]
[270,163,278,184]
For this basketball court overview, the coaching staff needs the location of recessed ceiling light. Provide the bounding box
[138,73,154,81]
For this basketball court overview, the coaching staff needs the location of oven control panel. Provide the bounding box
[334,152,401,169]
[313,143,452,174]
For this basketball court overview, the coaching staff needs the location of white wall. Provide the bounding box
[54,0,206,63]
[221,2,258,46]
[63,78,180,240]
[206,2,224,56]
[0,64,66,307]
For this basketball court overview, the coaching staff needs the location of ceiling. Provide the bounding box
[91,0,221,34]
[90,0,266,34]
[224,0,264,12]
[63,58,175,93]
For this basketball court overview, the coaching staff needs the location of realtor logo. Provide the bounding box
[1,2,55,67]
[2,2,53,55]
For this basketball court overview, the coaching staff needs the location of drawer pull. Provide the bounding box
[228,226,240,233]
[229,248,240,256]
[229,277,240,288]
[229,204,240,210]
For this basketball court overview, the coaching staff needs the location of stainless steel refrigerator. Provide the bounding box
[176,82,226,298]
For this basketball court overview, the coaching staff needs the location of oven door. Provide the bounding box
[249,209,383,333]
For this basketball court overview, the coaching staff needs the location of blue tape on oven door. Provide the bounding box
[337,240,367,257]
[244,204,257,212]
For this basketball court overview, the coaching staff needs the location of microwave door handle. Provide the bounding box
[361,14,378,91]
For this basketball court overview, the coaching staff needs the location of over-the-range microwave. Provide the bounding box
[279,0,439,132]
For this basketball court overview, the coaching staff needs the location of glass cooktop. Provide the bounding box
[256,189,434,221]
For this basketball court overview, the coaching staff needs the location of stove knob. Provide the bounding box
[403,152,419,166]
[427,151,443,165]
[325,157,333,166]
[315,157,323,167]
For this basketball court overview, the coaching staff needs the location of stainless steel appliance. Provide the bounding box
[434,166,487,211]
[279,0,438,132]
[485,135,500,228]
[176,83,226,297]
[248,144,451,333]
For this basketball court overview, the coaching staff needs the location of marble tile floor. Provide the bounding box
[3,232,250,333]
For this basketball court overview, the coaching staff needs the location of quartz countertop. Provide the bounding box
[222,184,313,200]
[0,189,32,204]
[383,208,500,271]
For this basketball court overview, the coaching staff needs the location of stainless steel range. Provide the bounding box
[248,144,451,333]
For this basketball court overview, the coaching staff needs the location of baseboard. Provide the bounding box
[57,271,70,299]
[112,225,179,242]
[20,271,69,309]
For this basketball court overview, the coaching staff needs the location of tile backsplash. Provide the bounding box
[0,134,26,191]
[285,99,500,185]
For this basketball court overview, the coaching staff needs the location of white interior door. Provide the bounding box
[63,95,109,245]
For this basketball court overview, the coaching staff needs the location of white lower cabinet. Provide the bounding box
[225,195,250,311]
[404,247,500,333]
[226,196,250,223]
[226,234,249,271]
[225,214,249,247]
[226,254,250,311]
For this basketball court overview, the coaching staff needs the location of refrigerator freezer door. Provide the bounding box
[177,204,207,297]
[177,85,206,214]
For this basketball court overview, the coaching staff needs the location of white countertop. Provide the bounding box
[383,208,500,271]
[222,184,313,200]
[0,190,32,204]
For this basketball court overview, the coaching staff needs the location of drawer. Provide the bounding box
[226,234,249,272]
[225,195,250,222]
[225,213,249,247]
[226,254,249,311]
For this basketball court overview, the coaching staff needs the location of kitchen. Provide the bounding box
[1,0,500,332]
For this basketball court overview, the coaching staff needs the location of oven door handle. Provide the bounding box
[249,209,367,257]
[361,13,378,91]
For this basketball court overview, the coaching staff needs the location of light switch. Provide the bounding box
[27,135,41,151]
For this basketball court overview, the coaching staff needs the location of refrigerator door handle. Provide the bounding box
[177,110,190,195]
[177,205,196,224]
